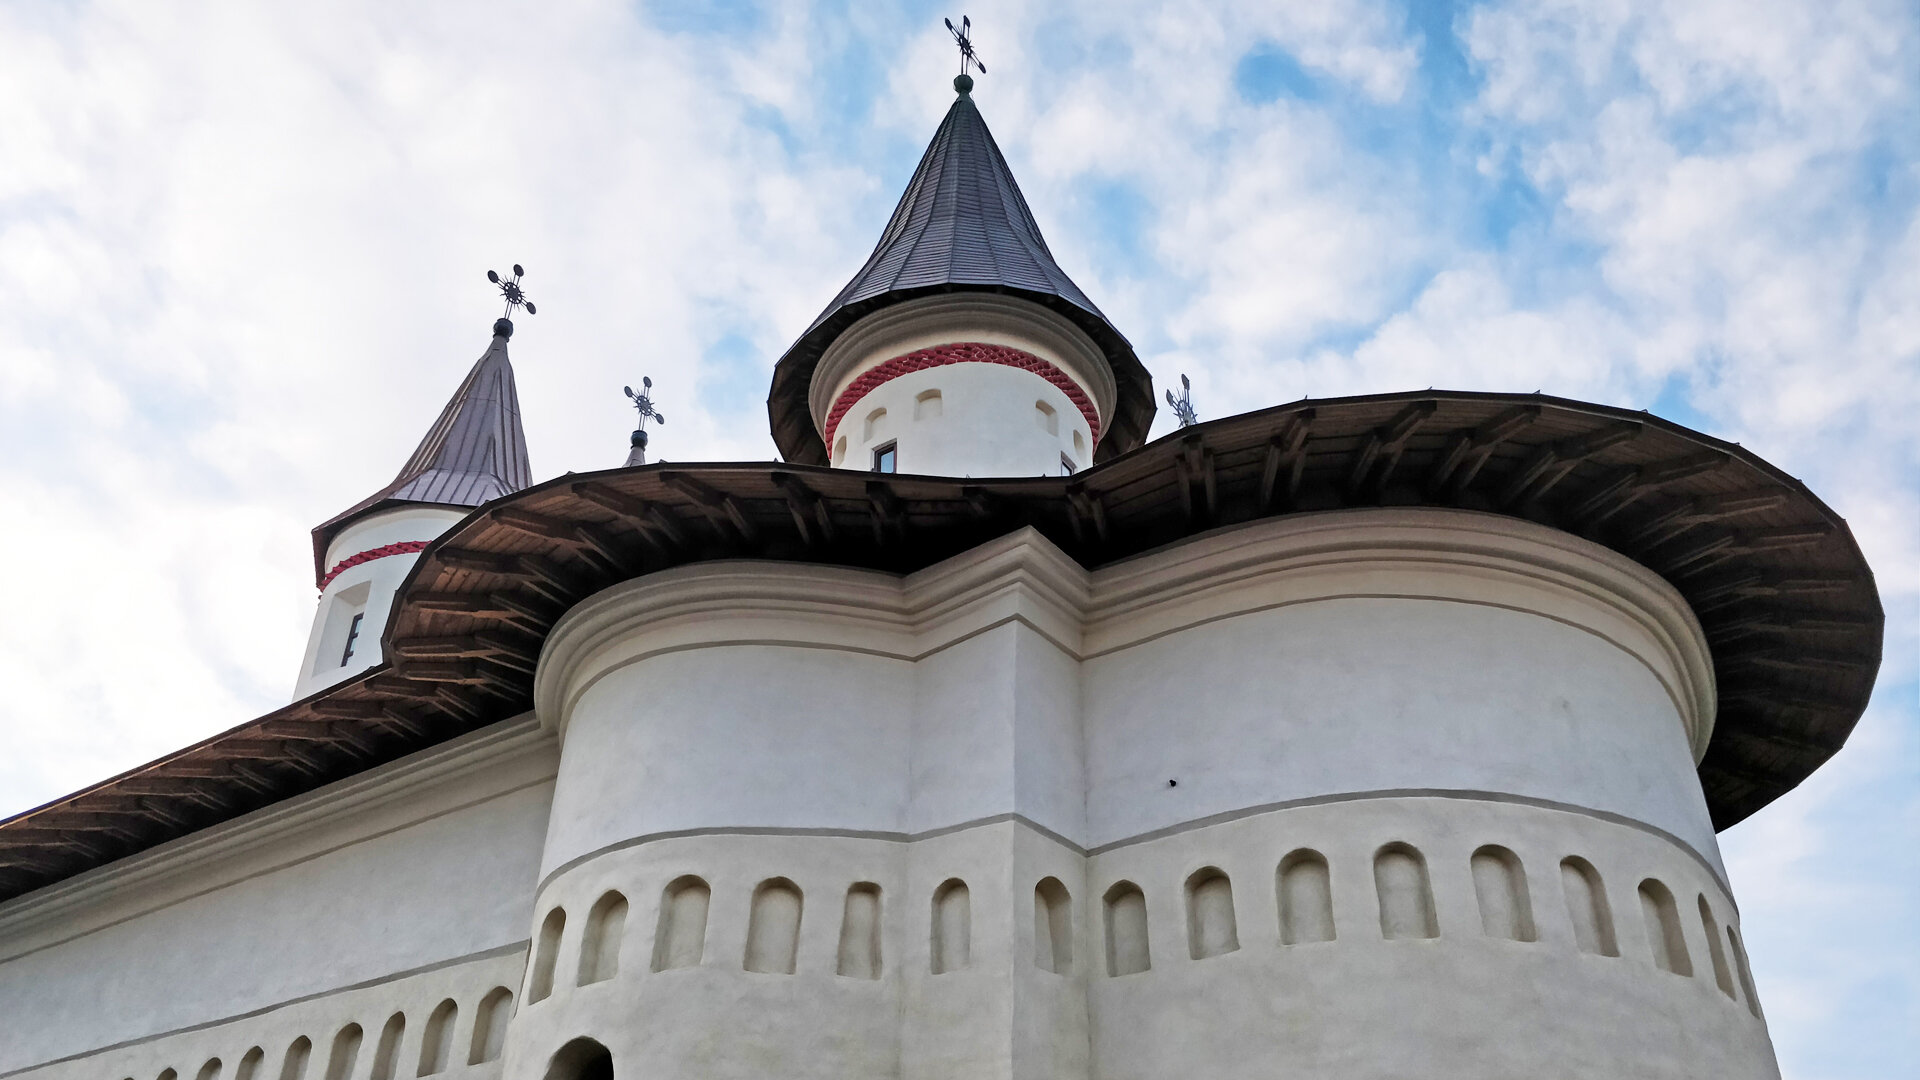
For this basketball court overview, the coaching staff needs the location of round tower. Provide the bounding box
[767,76,1156,479]
[294,319,531,700]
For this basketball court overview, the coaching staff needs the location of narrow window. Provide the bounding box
[339,612,365,666]
[468,987,513,1065]
[1471,846,1536,942]
[323,1024,362,1080]
[195,1059,223,1080]
[1104,881,1151,976]
[278,1038,312,1080]
[529,906,566,1002]
[1277,849,1336,945]
[1559,857,1618,956]
[370,1014,404,1080]
[1035,400,1059,435]
[1374,843,1438,940]
[541,1037,612,1080]
[930,878,971,974]
[1698,895,1736,997]
[578,890,628,985]
[1638,879,1692,976]
[652,875,711,971]
[1729,925,1763,1018]
[915,389,943,419]
[1034,877,1073,974]
[1060,453,1075,475]
[745,878,803,974]
[872,441,897,474]
[837,882,883,979]
[234,1049,265,1080]
[417,1000,456,1076]
[1185,867,1240,959]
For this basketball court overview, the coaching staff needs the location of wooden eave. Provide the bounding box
[0,389,1882,902]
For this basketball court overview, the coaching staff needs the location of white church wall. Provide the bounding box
[499,509,1747,1078]
[1080,595,1721,871]
[1080,794,1774,1079]
[0,720,557,1078]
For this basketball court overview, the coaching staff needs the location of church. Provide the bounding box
[0,59,1884,1080]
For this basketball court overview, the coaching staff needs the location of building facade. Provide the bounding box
[0,75,1883,1080]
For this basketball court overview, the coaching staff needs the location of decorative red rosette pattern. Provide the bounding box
[318,540,432,591]
[822,342,1101,450]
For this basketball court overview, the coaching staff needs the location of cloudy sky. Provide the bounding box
[1,0,1913,1073]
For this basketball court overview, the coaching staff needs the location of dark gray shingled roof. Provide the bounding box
[311,328,531,582]
[767,82,1157,465]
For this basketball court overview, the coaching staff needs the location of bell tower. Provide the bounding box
[768,71,1156,478]
[294,274,535,700]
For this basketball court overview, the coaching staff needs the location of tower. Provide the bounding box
[293,318,531,700]
[767,74,1155,478]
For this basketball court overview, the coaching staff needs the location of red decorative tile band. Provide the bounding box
[319,541,432,591]
[823,342,1101,450]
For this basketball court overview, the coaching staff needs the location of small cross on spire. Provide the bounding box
[487,264,536,337]
[623,377,666,467]
[1166,374,1199,428]
[945,16,985,95]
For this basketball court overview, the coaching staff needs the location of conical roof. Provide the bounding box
[768,80,1155,465]
[311,327,531,582]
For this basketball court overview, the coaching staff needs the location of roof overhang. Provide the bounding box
[0,389,1881,903]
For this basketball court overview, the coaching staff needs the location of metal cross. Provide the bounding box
[1166,373,1200,428]
[945,16,986,76]
[624,377,666,432]
[487,264,537,318]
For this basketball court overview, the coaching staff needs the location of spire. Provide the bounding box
[311,325,532,582]
[767,73,1155,465]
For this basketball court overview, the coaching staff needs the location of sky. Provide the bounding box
[0,0,1913,1074]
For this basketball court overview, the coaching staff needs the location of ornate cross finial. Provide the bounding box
[623,377,666,466]
[1166,373,1200,428]
[487,264,537,327]
[624,377,666,431]
[945,16,985,77]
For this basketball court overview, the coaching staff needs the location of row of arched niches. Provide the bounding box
[125,985,516,1080]
[522,839,1765,1016]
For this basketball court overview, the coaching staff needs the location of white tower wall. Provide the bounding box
[294,505,468,700]
[811,294,1117,478]
[502,509,1773,1080]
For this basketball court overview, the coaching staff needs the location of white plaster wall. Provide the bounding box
[0,722,556,1077]
[1082,796,1771,1079]
[1081,596,1722,872]
[295,506,469,700]
[830,363,1094,478]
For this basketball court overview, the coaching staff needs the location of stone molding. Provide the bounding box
[535,508,1715,757]
[806,293,1118,440]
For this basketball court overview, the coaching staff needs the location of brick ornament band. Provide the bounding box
[318,541,432,591]
[823,342,1101,449]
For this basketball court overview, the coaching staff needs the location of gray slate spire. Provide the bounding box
[767,78,1155,465]
[311,328,531,581]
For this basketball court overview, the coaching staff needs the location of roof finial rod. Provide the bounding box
[945,16,984,96]
[486,264,536,339]
[1166,373,1199,428]
[623,377,666,467]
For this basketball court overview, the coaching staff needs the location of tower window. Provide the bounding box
[1060,454,1075,475]
[339,613,365,666]
[872,442,897,474]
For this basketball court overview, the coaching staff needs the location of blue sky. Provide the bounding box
[0,1,1914,1074]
